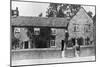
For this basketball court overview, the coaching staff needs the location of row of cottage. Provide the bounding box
[11,7,95,49]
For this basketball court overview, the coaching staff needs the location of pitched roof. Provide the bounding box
[11,16,69,27]
[68,7,94,39]
[70,7,93,24]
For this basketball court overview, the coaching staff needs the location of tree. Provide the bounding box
[87,11,93,18]
[38,13,43,17]
[46,3,81,19]
[93,15,96,24]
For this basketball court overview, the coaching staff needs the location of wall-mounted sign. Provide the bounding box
[14,27,20,33]
[34,28,40,35]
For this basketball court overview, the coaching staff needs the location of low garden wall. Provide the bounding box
[11,45,95,60]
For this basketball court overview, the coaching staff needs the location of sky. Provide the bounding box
[12,1,95,17]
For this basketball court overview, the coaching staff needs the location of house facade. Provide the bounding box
[11,7,96,61]
[68,7,94,46]
[11,7,94,50]
[11,17,69,49]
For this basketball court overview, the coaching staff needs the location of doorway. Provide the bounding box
[35,28,50,48]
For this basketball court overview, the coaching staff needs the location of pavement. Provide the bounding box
[12,56,95,66]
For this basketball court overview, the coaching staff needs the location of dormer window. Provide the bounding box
[34,28,40,35]
[51,28,56,35]
[14,27,20,33]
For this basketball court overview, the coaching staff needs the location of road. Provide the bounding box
[12,56,95,66]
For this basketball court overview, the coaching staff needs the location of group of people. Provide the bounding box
[61,30,80,58]
[61,39,80,58]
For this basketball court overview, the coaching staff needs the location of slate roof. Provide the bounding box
[11,16,69,27]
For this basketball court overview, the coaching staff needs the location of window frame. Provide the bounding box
[84,24,91,33]
[34,28,40,35]
[50,39,56,47]
[73,24,80,32]
[51,28,56,35]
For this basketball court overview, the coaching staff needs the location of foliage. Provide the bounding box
[46,3,81,19]
[38,13,43,17]
[93,15,96,24]
[12,36,20,49]
[87,11,93,18]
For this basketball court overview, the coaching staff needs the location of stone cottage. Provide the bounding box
[11,16,69,49]
[11,7,95,61]
[11,7,94,50]
[68,7,94,46]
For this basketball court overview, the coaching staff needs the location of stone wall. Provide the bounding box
[11,45,95,61]
[11,48,62,60]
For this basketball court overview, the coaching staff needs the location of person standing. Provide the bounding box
[61,30,69,58]
[65,30,69,47]
[61,40,65,58]
[75,38,80,57]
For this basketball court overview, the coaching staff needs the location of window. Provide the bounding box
[84,24,91,33]
[73,24,79,32]
[14,27,20,33]
[50,40,55,47]
[51,28,56,35]
[34,28,40,35]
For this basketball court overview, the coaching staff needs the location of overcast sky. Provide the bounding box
[12,1,95,17]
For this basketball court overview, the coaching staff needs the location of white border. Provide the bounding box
[0,0,98,67]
